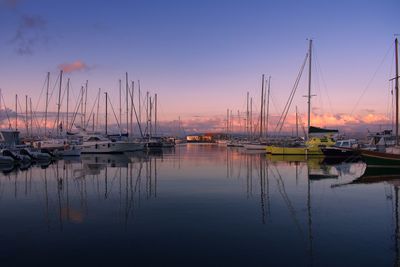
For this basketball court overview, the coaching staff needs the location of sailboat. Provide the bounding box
[360,38,400,166]
[266,40,337,155]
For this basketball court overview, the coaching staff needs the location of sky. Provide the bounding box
[0,0,399,134]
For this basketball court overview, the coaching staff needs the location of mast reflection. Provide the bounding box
[0,151,161,230]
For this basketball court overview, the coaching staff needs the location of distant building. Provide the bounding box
[186,133,227,143]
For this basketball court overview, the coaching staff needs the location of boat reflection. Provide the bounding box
[331,166,400,266]
[228,150,371,266]
[232,151,316,265]
[0,151,162,231]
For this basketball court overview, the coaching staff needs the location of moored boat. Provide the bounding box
[79,135,125,154]
[359,38,400,167]
[321,139,360,160]
[267,136,336,155]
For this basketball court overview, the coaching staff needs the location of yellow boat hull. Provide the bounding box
[266,136,335,155]
[266,146,324,155]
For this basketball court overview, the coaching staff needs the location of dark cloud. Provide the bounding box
[3,0,21,9]
[10,14,48,55]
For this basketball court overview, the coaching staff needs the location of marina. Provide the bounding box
[1,1,399,266]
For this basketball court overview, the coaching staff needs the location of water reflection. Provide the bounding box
[331,165,400,267]
[0,145,398,266]
[227,147,396,266]
[0,152,161,233]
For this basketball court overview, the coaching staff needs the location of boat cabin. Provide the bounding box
[335,139,358,148]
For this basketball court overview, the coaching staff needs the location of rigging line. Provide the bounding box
[48,80,71,132]
[33,76,50,128]
[387,80,393,125]
[31,109,43,135]
[34,74,48,112]
[128,86,144,138]
[391,81,395,130]
[314,48,334,115]
[387,49,395,127]
[59,79,70,112]
[313,55,324,116]
[277,53,308,133]
[269,166,305,238]
[0,90,11,127]
[270,92,281,116]
[105,168,121,196]
[68,90,84,132]
[275,53,308,132]
[350,42,393,116]
[107,95,121,130]
[83,92,100,129]
[16,97,28,126]
[47,72,60,112]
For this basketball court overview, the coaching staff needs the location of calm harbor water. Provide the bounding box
[0,144,397,266]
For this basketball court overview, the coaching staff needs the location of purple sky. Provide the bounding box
[0,0,399,133]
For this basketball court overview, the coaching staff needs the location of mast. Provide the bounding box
[149,96,153,138]
[56,70,63,136]
[119,79,122,132]
[395,38,399,145]
[260,74,265,138]
[246,92,249,138]
[230,110,233,137]
[30,98,33,137]
[105,92,108,135]
[295,106,299,137]
[266,76,271,138]
[226,109,229,138]
[146,91,149,137]
[237,110,240,134]
[125,72,129,135]
[66,78,70,131]
[84,80,88,130]
[15,94,17,130]
[250,97,253,139]
[307,39,312,140]
[44,72,50,137]
[96,88,100,132]
[25,95,28,135]
[80,86,84,128]
[92,113,95,132]
[155,93,158,137]
[131,81,134,137]
[178,116,181,137]
[138,80,141,131]
[263,77,267,138]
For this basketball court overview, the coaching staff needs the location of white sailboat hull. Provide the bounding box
[79,141,125,154]
[243,143,267,150]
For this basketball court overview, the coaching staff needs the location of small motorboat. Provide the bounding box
[2,149,30,163]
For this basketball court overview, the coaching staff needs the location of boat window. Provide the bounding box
[342,141,349,147]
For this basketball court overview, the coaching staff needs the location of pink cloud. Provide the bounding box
[58,60,89,73]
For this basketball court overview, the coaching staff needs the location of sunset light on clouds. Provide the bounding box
[0,0,398,134]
